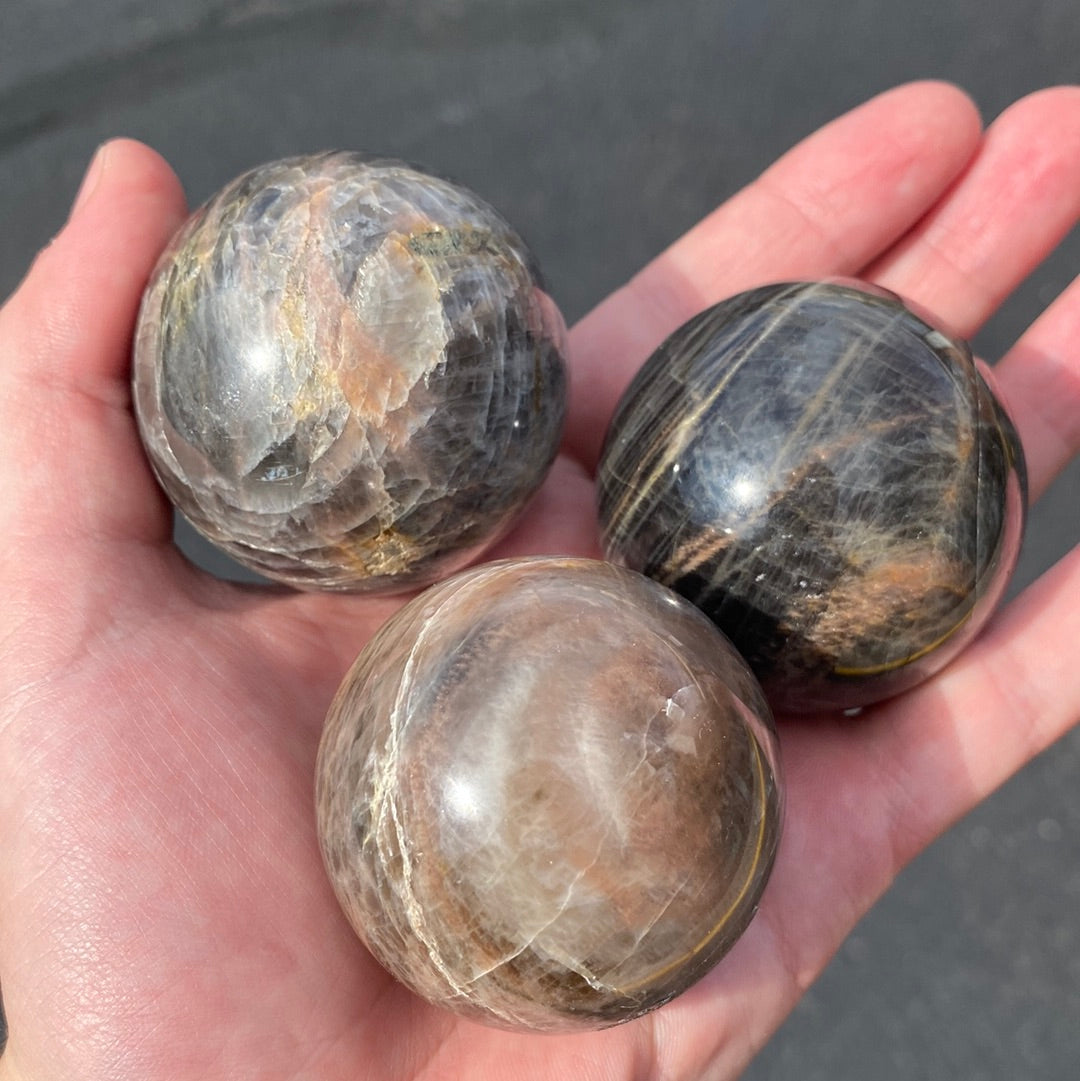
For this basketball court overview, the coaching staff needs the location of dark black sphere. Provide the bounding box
[597,281,1026,713]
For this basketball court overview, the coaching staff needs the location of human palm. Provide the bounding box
[1,82,1078,1081]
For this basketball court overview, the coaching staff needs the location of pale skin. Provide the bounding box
[1,81,1078,1080]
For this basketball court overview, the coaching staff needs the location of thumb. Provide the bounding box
[0,139,187,555]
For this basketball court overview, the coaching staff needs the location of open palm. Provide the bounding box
[1,82,1078,1081]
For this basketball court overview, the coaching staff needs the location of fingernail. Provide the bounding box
[70,143,110,217]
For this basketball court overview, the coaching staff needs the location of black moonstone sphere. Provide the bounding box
[597,281,1027,713]
[133,153,567,592]
[316,557,781,1032]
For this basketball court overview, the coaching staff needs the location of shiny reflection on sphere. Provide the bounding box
[133,154,567,591]
[315,557,782,1032]
[598,281,1026,713]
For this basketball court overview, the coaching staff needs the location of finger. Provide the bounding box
[868,86,1080,338]
[0,139,187,550]
[565,81,983,467]
[994,272,1080,501]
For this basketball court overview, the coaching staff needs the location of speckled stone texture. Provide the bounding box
[315,557,782,1032]
[133,153,567,591]
[598,281,1026,713]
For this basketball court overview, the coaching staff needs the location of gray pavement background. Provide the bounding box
[1,1,1078,1077]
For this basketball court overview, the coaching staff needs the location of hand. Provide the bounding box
[1,81,1077,1081]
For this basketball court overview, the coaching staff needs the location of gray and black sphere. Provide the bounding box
[598,281,1026,713]
[133,152,568,592]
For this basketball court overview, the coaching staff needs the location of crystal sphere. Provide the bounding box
[597,281,1026,713]
[133,153,567,591]
[315,557,782,1032]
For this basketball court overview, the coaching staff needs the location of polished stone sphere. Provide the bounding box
[133,153,567,591]
[315,557,782,1032]
[598,281,1026,713]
